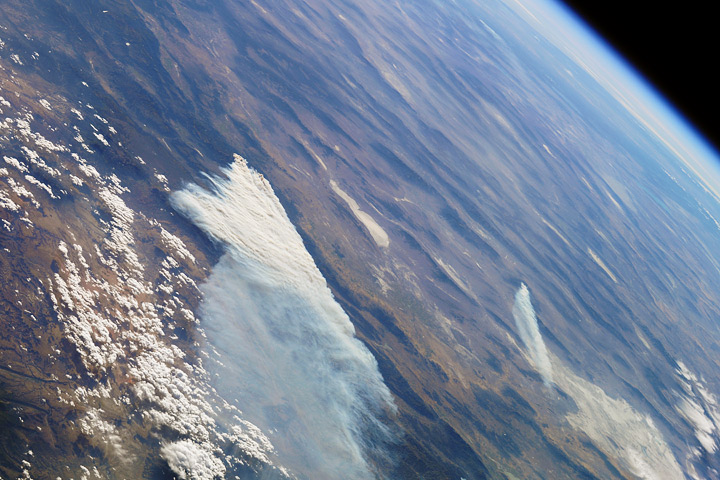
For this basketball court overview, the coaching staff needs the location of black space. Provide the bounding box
[559,1,719,152]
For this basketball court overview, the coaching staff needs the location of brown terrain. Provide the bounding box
[2,1,720,479]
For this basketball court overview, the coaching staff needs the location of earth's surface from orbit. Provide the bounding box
[1,1,720,479]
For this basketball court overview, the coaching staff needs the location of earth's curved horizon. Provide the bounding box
[1,1,719,479]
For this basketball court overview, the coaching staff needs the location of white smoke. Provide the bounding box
[512,283,553,386]
[510,283,683,479]
[171,155,396,480]
[557,360,684,480]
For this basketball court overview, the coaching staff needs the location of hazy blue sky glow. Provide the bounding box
[505,0,720,188]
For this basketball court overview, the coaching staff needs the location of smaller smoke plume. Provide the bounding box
[510,284,684,478]
[512,283,553,386]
